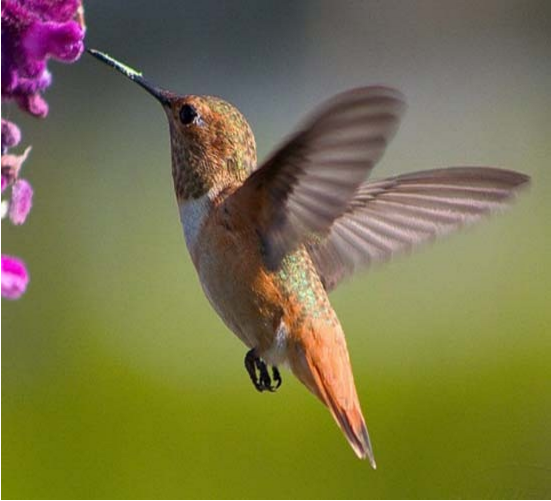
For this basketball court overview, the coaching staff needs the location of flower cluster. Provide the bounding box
[1,0,85,299]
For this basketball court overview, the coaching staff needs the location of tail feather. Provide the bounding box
[289,322,376,468]
[311,361,376,468]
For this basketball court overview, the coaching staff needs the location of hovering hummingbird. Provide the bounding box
[88,49,529,467]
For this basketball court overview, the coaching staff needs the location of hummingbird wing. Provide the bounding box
[234,86,405,270]
[305,167,529,291]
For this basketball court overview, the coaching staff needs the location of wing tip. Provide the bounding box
[478,167,531,189]
[394,166,531,194]
[511,170,531,188]
[316,85,407,121]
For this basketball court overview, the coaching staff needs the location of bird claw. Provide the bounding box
[272,365,282,389]
[244,349,282,392]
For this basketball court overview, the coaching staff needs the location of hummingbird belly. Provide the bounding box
[183,197,288,362]
[180,191,337,367]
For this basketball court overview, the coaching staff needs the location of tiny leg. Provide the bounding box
[272,366,282,389]
[243,349,282,392]
[245,349,264,392]
[256,358,273,391]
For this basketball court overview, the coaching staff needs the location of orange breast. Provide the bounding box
[190,195,286,352]
[185,188,337,364]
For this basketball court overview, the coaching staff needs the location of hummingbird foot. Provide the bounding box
[272,366,282,389]
[244,349,282,392]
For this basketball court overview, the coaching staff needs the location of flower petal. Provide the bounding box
[9,179,33,225]
[15,92,49,117]
[1,119,21,153]
[1,255,29,299]
[23,20,85,62]
[26,0,82,23]
[1,0,85,116]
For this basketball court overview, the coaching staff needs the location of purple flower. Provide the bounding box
[9,178,33,224]
[2,0,85,117]
[1,255,29,299]
[2,0,85,300]
[1,119,21,153]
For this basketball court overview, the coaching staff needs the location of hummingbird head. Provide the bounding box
[88,49,257,203]
[164,94,257,202]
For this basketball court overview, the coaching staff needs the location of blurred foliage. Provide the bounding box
[2,0,551,498]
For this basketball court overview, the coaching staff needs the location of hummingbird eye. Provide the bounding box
[179,104,199,125]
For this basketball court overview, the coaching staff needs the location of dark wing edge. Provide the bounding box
[306,167,530,292]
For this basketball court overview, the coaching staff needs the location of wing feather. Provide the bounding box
[233,86,406,270]
[306,167,529,291]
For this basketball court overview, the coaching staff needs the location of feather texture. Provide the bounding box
[306,167,530,291]
[235,86,406,270]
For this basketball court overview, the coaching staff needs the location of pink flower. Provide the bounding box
[1,119,21,153]
[2,0,86,117]
[2,1,85,300]
[1,255,29,299]
[9,178,33,224]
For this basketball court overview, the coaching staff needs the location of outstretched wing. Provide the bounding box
[306,167,529,292]
[233,86,406,270]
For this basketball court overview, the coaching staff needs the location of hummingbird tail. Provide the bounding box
[310,361,376,468]
[289,326,376,467]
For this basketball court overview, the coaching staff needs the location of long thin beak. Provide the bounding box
[87,49,172,106]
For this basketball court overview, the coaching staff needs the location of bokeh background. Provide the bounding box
[3,0,551,498]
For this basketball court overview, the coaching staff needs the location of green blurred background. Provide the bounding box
[3,0,551,498]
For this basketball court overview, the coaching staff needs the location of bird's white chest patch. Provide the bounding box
[179,191,214,253]
[263,321,289,367]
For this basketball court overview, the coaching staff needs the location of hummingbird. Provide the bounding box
[88,49,529,467]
